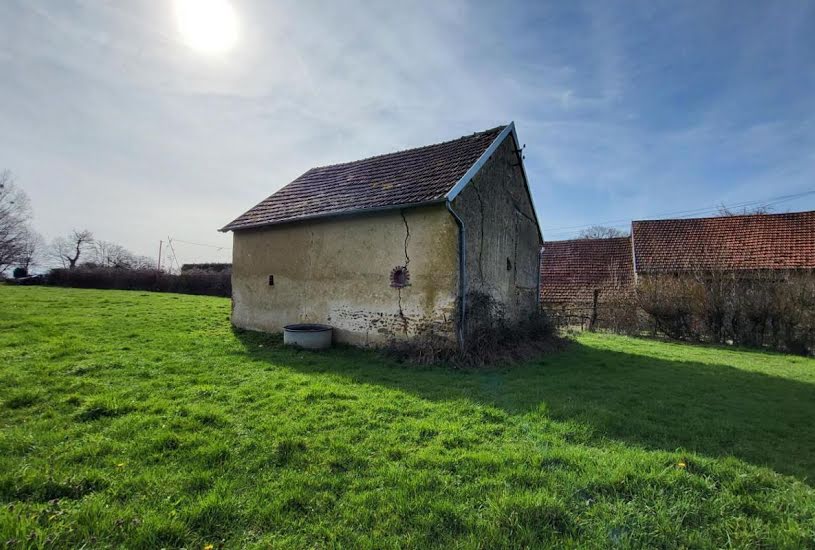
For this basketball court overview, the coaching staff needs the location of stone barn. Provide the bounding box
[221,123,542,347]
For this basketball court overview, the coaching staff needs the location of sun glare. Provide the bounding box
[174,0,238,55]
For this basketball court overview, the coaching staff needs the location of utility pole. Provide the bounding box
[157,240,163,272]
[167,236,180,274]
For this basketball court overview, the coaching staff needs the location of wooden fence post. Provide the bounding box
[589,289,599,331]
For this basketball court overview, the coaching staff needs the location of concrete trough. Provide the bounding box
[283,323,333,350]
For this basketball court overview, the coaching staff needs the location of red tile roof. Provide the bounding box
[540,237,635,304]
[222,126,507,231]
[633,211,815,272]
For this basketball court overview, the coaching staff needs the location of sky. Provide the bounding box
[1,0,814,267]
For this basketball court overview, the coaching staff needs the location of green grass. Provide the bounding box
[2,286,815,548]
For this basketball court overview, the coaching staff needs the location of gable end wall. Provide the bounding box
[451,134,541,320]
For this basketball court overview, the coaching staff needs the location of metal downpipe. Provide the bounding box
[446,200,466,349]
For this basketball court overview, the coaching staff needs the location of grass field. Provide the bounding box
[2,286,815,548]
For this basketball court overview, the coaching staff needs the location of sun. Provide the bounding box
[174,0,238,55]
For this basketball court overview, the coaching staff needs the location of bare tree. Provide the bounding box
[51,229,94,269]
[578,225,629,239]
[129,255,156,270]
[89,240,154,269]
[0,170,33,273]
[716,203,774,217]
[90,240,128,268]
[17,228,44,273]
[49,238,70,268]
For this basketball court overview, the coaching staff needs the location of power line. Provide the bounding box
[170,238,232,251]
[166,237,182,272]
[542,189,815,232]
[541,189,815,238]
[157,237,231,270]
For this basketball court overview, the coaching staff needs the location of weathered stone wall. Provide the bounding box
[451,134,541,320]
[230,205,459,346]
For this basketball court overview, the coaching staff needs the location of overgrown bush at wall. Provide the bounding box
[636,276,701,340]
[44,267,231,297]
[388,291,560,367]
[545,298,639,334]
[636,271,815,355]
[545,271,815,355]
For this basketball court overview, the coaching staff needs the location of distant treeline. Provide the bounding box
[28,267,231,297]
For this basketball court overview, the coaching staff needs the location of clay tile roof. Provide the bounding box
[632,211,815,272]
[221,125,507,231]
[540,237,635,304]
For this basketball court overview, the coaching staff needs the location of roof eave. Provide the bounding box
[219,198,447,233]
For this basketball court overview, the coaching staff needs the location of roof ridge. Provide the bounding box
[307,125,508,172]
[633,209,815,224]
[632,209,815,272]
[544,236,631,244]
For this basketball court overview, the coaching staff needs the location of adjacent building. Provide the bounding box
[540,210,815,323]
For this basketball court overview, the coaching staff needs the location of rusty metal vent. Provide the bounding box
[390,266,410,288]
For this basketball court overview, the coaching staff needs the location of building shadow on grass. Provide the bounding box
[232,328,815,481]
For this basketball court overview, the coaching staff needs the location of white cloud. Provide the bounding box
[1,0,814,260]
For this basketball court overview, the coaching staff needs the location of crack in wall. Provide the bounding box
[499,170,539,293]
[400,209,411,268]
[512,202,537,225]
[512,214,519,287]
[397,209,411,334]
[499,176,537,226]
[471,183,486,282]
[397,287,408,334]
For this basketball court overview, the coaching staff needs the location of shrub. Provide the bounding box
[544,295,641,334]
[547,269,815,356]
[636,275,702,340]
[180,263,231,273]
[636,271,815,355]
[43,267,231,297]
[597,295,641,334]
[732,272,815,355]
[12,267,27,278]
[388,291,561,367]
